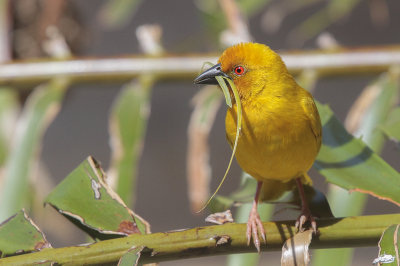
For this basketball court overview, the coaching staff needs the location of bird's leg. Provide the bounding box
[246,181,266,252]
[295,177,317,233]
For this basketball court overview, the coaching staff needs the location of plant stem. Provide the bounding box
[1,214,399,265]
[0,46,400,86]
[226,203,274,266]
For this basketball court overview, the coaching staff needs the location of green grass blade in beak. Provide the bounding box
[197,76,242,213]
[215,76,232,108]
[194,63,230,85]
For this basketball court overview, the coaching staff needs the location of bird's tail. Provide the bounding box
[259,179,294,201]
[259,173,312,202]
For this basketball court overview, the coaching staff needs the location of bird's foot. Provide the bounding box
[295,209,317,234]
[246,202,266,252]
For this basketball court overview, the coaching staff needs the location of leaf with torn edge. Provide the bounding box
[108,75,154,207]
[315,103,400,206]
[45,156,150,240]
[0,78,69,221]
[0,209,51,258]
[205,210,234,225]
[374,224,400,265]
[312,66,399,266]
[281,229,313,266]
[118,246,144,266]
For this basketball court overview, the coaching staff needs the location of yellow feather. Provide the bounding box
[221,43,322,200]
[194,42,322,249]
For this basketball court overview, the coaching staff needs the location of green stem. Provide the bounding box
[226,203,274,266]
[1,214,399,265]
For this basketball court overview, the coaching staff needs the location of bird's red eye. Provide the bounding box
[234,66,245,75]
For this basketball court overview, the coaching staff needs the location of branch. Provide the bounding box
[1,46,400,86]
[1,214,399,265]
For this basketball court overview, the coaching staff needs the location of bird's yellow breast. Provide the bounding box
[225,85,321,183]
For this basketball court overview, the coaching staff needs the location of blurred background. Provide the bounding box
[1,0,400,265]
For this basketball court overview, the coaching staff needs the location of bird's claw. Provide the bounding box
[246,206,266,252]
[295,212,317,234]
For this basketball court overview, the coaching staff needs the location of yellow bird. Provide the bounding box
[194,43,322,251]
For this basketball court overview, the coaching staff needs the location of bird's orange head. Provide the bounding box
[194,43,292,101]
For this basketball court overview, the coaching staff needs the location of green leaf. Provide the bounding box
[289,0,362,44]
[215,76,232,107]
[314,102,400,206]
[0,78,69,221]
[195,0,271,43]
[237,0,273,16]
[313,70,399,265]
[350,71,399,152]
[118,246,144,266]
[45,156,150,240]
[0,88,19,165]
[374,224,400,265]
[210,173,333,218]
[0,209,51,258]
[380,107,400,143]
[98,0,144,29]
[208,174,256,213]
[109,75,154,207]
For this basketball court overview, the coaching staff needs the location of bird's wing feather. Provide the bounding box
[302,94,322,152]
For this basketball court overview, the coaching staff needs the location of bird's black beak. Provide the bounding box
[194,63,231,85]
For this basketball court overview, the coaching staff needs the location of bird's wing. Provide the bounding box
[302,94,322,151]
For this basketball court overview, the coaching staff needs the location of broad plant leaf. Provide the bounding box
[380,107,400,143]
[0,209,51,258]
[281,230,313,266]
[118,246,144,266]
[315,103,400,206]
[195,0,272,39]
[210,173,333,218]
[374,224,400,265]
[0,78,69,221]
[313,68,399,266]
[347,71,399,151]
[0,88,19,165]
[208,174,256,213]
[108,75,154,207]
[98,0,144,29]
[290,0,362,44]
[45,156,150,240]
